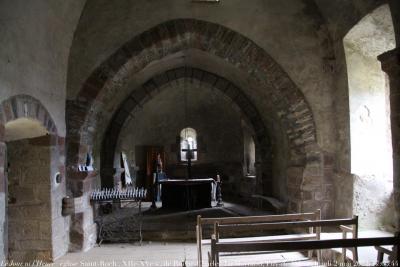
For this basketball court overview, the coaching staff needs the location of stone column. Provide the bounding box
[65,129,98,252]
[378,48,400,230]
[0,123,6,261]
[66,170,98,252]
[0,137,7,263]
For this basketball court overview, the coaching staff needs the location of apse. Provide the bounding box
[114,77,257,200]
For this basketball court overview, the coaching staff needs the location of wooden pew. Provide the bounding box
[375,245,396,263]
[210,232,400,267]
[196,210,321,267]
[340,224,358,262]
[210,217,359,266]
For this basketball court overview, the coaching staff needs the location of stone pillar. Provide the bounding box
[65,131,98,252]
[0,138,7,263]
[254,161,263,195]
[66,170,98,252]
[295,144,334,219]
[378,48,400,230]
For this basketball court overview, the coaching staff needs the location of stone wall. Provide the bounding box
[0,0,85,137]
[68,17,329,220]
[66,172,98,253]
[68,0,336,157]
[0,95,70,262]
[0,0,398,258]
[0,1,84,259]
[0,139,6,262]
[6,135,70,262]
[379,48,400,231]
[50,136,70,260]
[342,4,395,230]
[116,81,247,198]
[7,138,52,262]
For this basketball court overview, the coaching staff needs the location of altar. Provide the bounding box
[159,178,214,210]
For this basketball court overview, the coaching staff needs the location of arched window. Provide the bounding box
[180,127,198,161]
[344,4,394,228]
[242,120,256,177]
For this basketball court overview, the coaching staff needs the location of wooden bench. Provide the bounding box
[376,245,396,263]
[340,224,358,262]
[210,217,359,266]
[210,233,400,267]
[196,210,321,267]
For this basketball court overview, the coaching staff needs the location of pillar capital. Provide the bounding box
[378,47,400,74]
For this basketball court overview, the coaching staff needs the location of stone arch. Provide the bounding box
[67,19,317,167]
[67,18,328,217]
[100,67,271,188]
[0,94,57,140]
[0,94,68,262]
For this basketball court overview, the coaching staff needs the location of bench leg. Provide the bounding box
[377,251,384,264]
[209,251,219,267]
[196,225,202,267]
[211,237,218,267]
[317,249,322,263]
[308,250,313,259]
[342,231,347,262]
[353,247,358,263]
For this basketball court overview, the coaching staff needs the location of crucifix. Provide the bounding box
[181,141,197,180]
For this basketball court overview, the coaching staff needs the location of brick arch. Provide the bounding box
[0,94,57,140]
[100,67,271,187]
[67,18,317,169]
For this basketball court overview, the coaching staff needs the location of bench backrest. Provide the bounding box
[209,216,361,267]
[198,210,321,227]
[196,210,321,267]
[210,233,399,266]
[214,216,357,239]
[216,217,357,234]
[213,235,399,253]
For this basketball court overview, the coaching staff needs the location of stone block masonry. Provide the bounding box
[4,134,69,262]
[379,48,400,230]
[0,140,5,262]
[7,138,53,262]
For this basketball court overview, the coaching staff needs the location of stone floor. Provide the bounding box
[53,242,321,267]
[97,201,275,242]
[51,233,393,267]
[321,229,394,266]
[52,202,394,267]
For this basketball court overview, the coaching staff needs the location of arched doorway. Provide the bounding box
[0,95,67,263]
